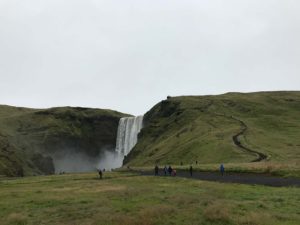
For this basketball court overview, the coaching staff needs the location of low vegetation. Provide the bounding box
[126,92,300,172]
[0,172,299,225]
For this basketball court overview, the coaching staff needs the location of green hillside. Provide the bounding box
[125,91,300,167]
[0,105,128,177]
[1,91,299,177]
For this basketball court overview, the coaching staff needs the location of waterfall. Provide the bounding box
[115,116,143,156]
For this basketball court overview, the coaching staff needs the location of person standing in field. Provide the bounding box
[154,165,159,176]
[172,169,177,176]
[98,169,103,179]
[220,164,225,176]
[189,165,193,177]
[168,166,172,176]
[164,166,168,176]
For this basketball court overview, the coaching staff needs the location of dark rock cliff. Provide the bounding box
[0,106,129,176]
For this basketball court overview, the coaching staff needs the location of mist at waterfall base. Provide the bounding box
[52,149,123,173]
[52,116,143,173]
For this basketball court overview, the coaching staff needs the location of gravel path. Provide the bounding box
[141,170,300,187]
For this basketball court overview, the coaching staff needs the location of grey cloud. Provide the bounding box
[0,0,299,115]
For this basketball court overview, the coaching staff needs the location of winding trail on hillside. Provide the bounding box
[140,169,300,187]
[201,100,268,162]
[230,116,268,162]
[212,112,268,162]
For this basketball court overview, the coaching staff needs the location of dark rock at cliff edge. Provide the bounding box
[0,105,129,176]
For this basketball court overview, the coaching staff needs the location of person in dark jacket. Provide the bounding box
[98,169,103,179]
[189,165,193,176]
[154,165,159,176]
[220,164,225,176]
[164,166,168,176]
[168,166,172,175]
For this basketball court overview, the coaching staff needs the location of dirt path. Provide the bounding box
[231,116,268,162]
[140,169,300,187]
[195,100,267,162]
[213,112,268,162]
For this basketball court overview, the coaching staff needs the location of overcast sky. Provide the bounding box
[0,0,299,115]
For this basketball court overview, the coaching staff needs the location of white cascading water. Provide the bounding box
[115,116,143,156]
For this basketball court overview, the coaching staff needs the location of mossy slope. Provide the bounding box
[0,106,129,176]
[125,91,300,166]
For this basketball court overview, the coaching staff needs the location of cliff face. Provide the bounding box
[124,91,300,166]
[0,106,129,176]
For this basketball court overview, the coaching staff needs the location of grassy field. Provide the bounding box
[0,172,299,225]
[126,92,300,169]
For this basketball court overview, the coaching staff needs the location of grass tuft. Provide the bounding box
[203,201,231,223]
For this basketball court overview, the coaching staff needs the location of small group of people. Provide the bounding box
[155,165,177,176]
[154,163,225,177]
[155,165,192,176]
[165,165,177,176]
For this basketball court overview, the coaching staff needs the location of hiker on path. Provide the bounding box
[189,165,193,176]
[155,165,159,176]
[168,166,172,176]
[220,164,225,176]
[164,166,168,176]
[172,169,177,176]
